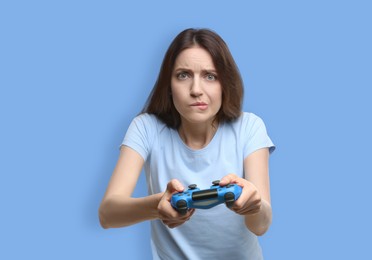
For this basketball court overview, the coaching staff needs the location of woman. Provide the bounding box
[99,28,275,259]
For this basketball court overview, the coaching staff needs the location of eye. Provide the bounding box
[205,73,217,81]
[176,72,189,80]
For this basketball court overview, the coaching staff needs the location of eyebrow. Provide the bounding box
[173,68,218,74]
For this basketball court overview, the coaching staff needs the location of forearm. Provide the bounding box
[99,193,163,229]
[244,199,272,236]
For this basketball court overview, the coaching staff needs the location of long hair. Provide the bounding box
[142,28,244,129]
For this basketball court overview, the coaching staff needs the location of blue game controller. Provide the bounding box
[171,180,243,215]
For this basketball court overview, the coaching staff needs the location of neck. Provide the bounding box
[178,120,218,150]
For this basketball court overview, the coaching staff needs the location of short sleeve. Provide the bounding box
[121,114,157,161]
[243,113,275,159]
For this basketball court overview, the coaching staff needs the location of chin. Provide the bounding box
[181,113,217,125]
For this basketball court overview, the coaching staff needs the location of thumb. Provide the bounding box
[219,173,238,186]
[165,179,184,197]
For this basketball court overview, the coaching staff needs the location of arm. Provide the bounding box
[220,148,272,236]
[99,145,159,228]
[99,146,194,229]
[243,147,272,235]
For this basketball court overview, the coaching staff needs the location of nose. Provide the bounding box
[190,78,203,97]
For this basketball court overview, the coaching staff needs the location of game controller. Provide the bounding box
[171,180,243,215]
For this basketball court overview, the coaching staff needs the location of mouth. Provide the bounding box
[191,102,208,110]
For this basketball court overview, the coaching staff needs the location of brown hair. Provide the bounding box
[142,28,244,129]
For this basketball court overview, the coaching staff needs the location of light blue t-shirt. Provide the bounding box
[122,112,275,260]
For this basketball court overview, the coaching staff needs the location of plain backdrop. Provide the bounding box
[1,0,371,259]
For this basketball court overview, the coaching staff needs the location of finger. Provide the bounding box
[235,205,261,215]
[219,173,239,186]
[161,216,188,227]
[188,208,196,217]
[161,180,185,203]
[180,208,195,220]
[228,185,259,212]
[163,213,193,228]
[162,219,182,228]
[166,179,185,194]
[161,208,195,222]
[233,199,262,215]
[167,222,185,229]
[159,201,193,220]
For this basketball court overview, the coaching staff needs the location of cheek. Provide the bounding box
[212,86,223,105]
[171,94,179,106]
[170,89,183,110]
[171,84,187,102]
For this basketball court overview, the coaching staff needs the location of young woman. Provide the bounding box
[99,28,275,259]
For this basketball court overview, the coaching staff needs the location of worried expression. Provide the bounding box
[171,46,222,126]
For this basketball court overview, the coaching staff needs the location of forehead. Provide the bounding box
[173,46,215,70]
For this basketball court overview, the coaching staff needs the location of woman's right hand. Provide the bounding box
[157,179,195,228]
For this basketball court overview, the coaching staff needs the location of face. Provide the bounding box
[171,46,222,126]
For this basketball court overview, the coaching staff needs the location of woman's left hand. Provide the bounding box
[219,173,262,216]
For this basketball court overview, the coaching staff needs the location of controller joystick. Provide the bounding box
[188,184,197,189]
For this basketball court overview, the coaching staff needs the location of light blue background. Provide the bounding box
[1,1,371,259]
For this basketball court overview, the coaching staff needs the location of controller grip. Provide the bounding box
[224,192,235,208]
[176,200,188,215]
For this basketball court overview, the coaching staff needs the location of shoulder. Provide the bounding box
[240,112,262,123]
[226,112,273,145]
[229,112,265,130]
[132,113,159,124]
[235,112,275,155]
[131,113,167,130]
[123,113,169,159]
[129,113,172,143]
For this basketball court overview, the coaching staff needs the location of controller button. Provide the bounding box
[226,184,233,188]
[212,180,220,186]
[188,184,197,189]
